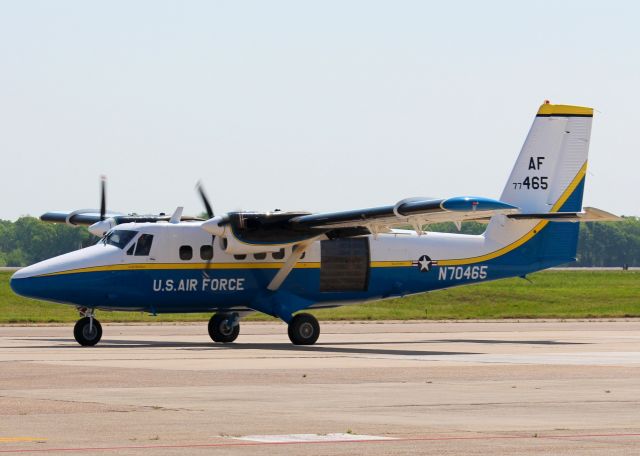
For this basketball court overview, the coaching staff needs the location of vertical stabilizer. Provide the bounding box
[485,102,594,266]
[498,102,593,214]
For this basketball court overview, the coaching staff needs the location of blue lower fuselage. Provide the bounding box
[9,252,568,316]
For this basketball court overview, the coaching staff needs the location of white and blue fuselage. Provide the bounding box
[10,102,611,346]
[10,213,578,319]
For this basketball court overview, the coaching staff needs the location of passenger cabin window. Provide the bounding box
[179,245,193,260]
[200,245,213,260]
[253,252,267,260]
[135,234,154,256]
[272,248,285,260]
[234,254,247,260]
[104,230,137,249]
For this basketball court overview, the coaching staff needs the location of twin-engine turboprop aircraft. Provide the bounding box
[11,102,619,347]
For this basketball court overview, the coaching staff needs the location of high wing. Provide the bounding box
[41,211,204,226]
[288,196,519,234]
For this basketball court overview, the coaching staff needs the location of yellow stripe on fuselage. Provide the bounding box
[371,261,413,268]
[36,262,317,277]
[37,259,416,277]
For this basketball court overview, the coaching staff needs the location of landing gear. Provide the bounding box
[288,313,320,345]
[208,313,240,343]
[74,316,102,346]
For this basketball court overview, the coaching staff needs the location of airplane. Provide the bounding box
[10,102,620,347]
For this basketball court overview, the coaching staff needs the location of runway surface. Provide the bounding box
[1,320,640,455]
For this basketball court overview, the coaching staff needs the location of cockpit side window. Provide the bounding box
[104,230,137,250]
[134,234,154,256]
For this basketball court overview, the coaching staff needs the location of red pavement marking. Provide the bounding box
[0,433,639,453]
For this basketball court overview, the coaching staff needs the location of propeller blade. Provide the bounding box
[202,235,215,279]
[100,176,107,221]
[196,181,214,218]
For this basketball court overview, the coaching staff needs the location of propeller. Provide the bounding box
[100,175,107,221]
[196,181,217,277]
[89,176,116,236]
[196,180,214,218]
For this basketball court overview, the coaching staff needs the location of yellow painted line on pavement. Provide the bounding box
[0,437,47,443]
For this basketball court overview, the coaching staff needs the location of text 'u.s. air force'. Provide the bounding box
[153,278,245,292]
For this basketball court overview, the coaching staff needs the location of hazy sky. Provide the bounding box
[1,0,638,221]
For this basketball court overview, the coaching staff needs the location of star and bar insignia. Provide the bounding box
[412,255,438,272]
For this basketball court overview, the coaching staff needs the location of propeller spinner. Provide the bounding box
[198,181,228,237]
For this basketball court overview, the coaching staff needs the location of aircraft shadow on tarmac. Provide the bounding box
[12,338,477,356]
[12,337,589,357]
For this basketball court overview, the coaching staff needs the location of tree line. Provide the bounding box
[0,217,95,267]
[0,216,638,267]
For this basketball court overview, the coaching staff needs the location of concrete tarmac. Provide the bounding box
[1,320,640,455]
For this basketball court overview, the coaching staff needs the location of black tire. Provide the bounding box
[208,313,240,343]
[288,313,320,345]
[73,317,102,346]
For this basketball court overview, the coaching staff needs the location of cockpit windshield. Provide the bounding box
[103,230,137,249]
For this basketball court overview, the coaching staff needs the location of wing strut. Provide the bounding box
[267,237,322,291]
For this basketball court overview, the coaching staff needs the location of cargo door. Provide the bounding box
[320,238,370,292]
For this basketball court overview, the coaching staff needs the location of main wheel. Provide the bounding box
[208,313,240,343]
[288,313,320,345]
[73,317,102,346]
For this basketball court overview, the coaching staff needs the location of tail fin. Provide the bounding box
[498,102,592,213]
[486,102,593,266]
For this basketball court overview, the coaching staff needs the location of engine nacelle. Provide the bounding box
[201,211,320,255]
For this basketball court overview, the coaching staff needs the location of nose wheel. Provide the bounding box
[74,316,102,346]
[208,313,240,343]
[288,313,320,345]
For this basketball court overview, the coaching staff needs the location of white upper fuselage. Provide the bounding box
[13,221,494,280]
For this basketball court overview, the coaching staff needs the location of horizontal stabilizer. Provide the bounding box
[507,207,621,222]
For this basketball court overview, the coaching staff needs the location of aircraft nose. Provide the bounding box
[10,265,71,302]
[11,265,34,280]
[10,263,52,298]
[10,272,32,298]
